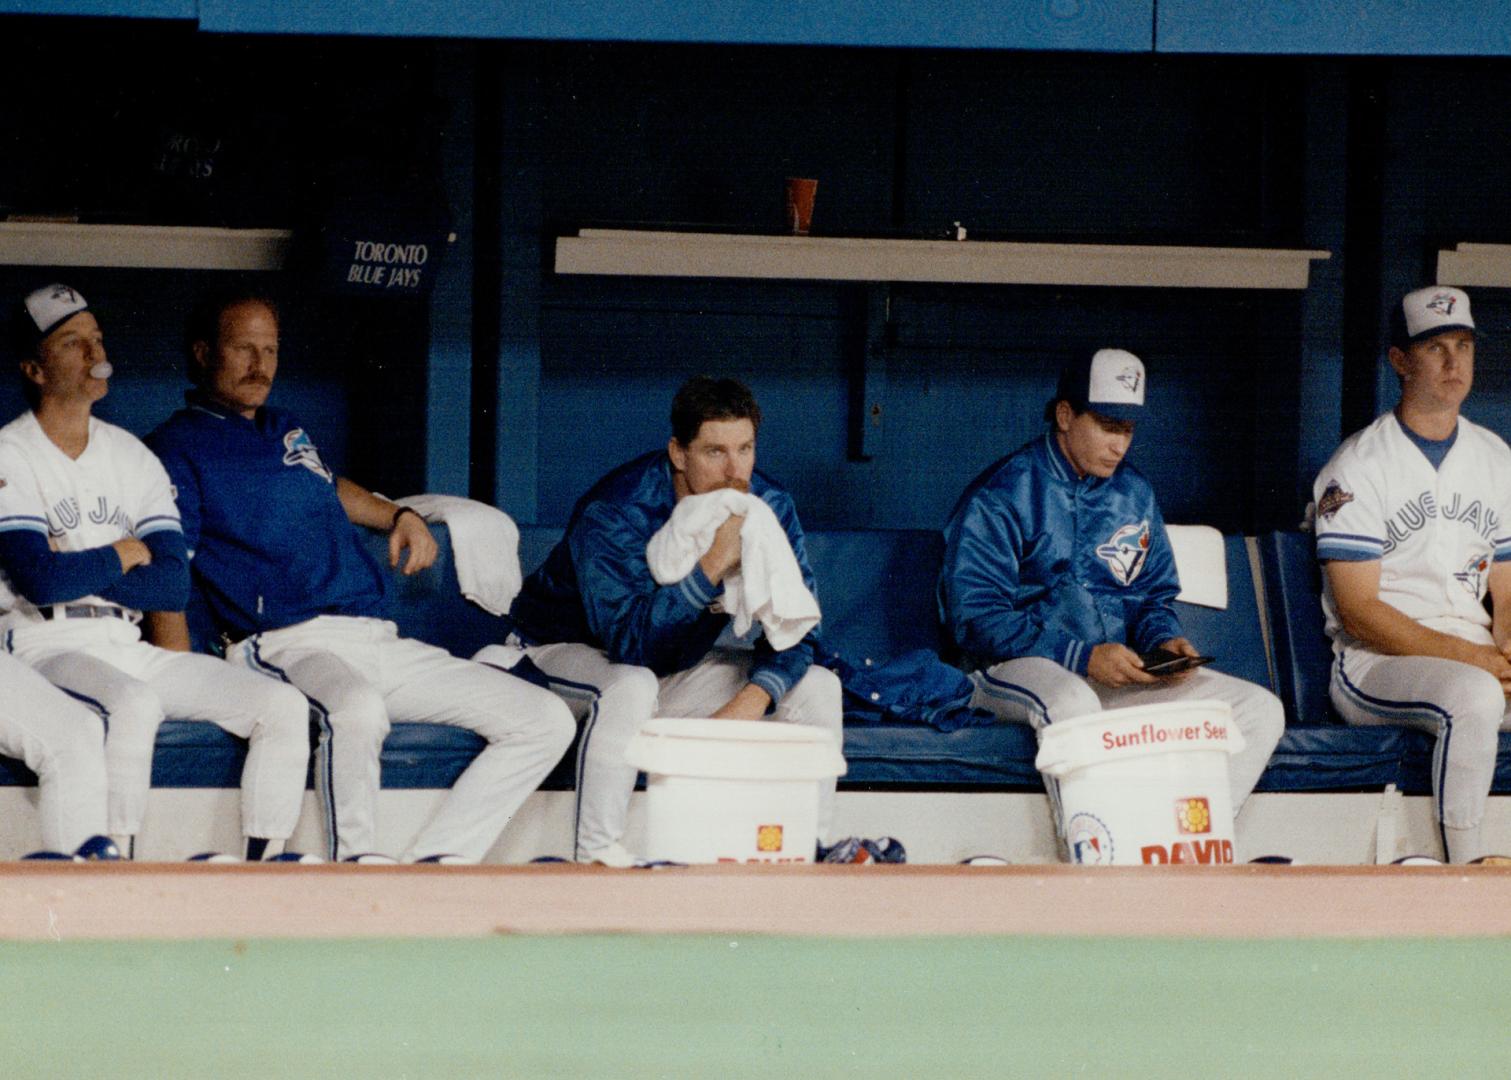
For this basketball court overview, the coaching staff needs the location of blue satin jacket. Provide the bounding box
[939,433,1183,675]
[509,451,819,704]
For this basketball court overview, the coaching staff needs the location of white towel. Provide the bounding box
[396,494,522,617]
[646,489,821,650]
[1165,523,1228,610]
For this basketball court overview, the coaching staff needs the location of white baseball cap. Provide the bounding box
[19,283,90,347]
[1397,285,1475,345]
[1056,348,1146,421]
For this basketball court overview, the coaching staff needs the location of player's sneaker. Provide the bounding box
[21,850,73,861]
[863,837,907,864]
[265,852,324,864]
[72,836,122,862]
[187,852,241,863]
[960,854,1011,866]
[1248,855,1295,865]
[817,837,872,864]
[343,854,398,866]
[1392,855,1445,866]
[1469,855,1511,865]
[414,854,474,865]
[577,841,640,869]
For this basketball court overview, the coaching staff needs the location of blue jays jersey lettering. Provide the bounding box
[1315,411,1511,646]
[510,450,819,703]
[146,395,389,636]
[938,433,1183,675]
[0,412,185,627]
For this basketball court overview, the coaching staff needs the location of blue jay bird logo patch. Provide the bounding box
[1096,520,1151,586]
[1116,366,1142,394]
[282,428,333,482]
[1455,552,1491,598]
[1427,292,1458,317]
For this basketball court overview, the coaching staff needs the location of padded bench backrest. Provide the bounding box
[1256,531,1336,725]
[804,530,948,661]
[357,522,511,659]
[517,525,947,663]
[1170,534,1273,693]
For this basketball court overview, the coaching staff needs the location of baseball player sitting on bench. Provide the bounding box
[0,284,312,862]
[145,291,574,864]
[1315,286,1511,864]
[490,376,891,867]
[0,649,114,860]
[938,349,1283,846]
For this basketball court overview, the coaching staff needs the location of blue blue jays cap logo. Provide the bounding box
[282,428,333,482]
[1455,552,1490,598]
[1115,366,1142,394]
[1096,520,1151,587]
[1427,292,1457,317]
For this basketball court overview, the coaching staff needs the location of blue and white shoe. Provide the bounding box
[21,850,73,861]
[960,854,1011,866]
[343,854,398,866]
[817,836,908,864]
[414,854,473,865]
[863,837,908,864]
[817,837,870,864]
[188,852,241,863]
[73,836,122,862]
[265,852,324,864]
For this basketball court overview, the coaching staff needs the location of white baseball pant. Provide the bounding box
[235,616,575,862]
[1331,645,1511,863]
[970,657,1284,814]
[10,618,309,842]
[0,651,108,852]
[480,641,844,861]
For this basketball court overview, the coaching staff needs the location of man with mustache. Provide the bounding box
[939,349,1283,858]
[1315,286,1511,863]
[497,376,869,867]
[145,293,574,864]
[0,284,312,861]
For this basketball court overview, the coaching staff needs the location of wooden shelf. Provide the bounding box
[1437,243,1511,288]
[0,221,292,270]
[555,229,1330,290]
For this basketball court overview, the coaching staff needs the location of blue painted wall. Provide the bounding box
[7,19,1511,537]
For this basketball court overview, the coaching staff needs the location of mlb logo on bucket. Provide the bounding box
[756,824,784,853]
[1175,797,1212,835]
[1066,812,1114,865]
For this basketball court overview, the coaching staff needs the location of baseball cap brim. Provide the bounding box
[1082,401,1142,423]
[1405,321,1478,345]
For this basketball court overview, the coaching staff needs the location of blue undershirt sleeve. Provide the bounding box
[0,530,124,606]
[98,530,191,612]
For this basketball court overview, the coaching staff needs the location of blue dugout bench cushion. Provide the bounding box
[8,520,1488,798]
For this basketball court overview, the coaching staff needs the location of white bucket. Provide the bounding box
[624,718,847,865]
[1033,699,1245,866]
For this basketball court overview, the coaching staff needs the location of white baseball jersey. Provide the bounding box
[1314,411,1511,649]
[0,411,181,630]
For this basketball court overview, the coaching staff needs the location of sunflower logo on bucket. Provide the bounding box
[1176,797,1212,835]
[757,824,784,852]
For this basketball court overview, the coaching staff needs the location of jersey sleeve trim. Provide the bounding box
[135,514,182,538]
[677,565,717,610]
[1316,532,1385,561]
[0,514,49,534]
[749,668,790,706]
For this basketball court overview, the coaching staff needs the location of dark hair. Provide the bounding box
[670,376,763,445]
[185,291,280,383]
[1043,397,1082,426]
